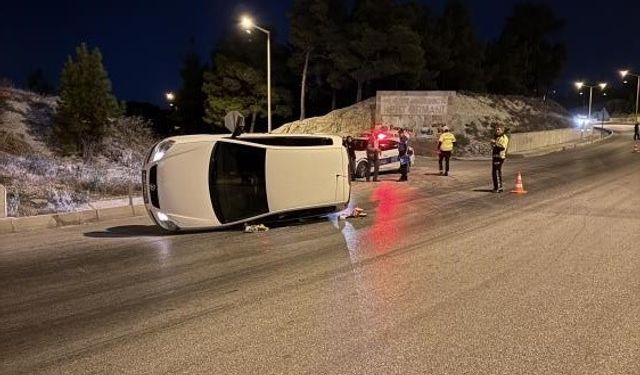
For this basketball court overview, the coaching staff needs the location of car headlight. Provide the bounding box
[150,140,175,163]
[155,211,179,231]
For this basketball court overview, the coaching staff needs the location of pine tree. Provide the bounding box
[53,43,120,159]
[176,41,206,134]
[487,3,566,96]
[289,0,345,119]
[202,54,291,132]
[330,0,425,103]
[433,0,486,91]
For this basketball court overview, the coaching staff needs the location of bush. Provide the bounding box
[0,131,34,155]
[102,116,157,169]
[7,191,20,217]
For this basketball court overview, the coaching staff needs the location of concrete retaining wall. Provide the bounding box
[0,205,148,234]
[508,128,585,154]
[610,117,637,124]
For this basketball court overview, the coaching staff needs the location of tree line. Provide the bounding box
[47,0,570,159]
[188,0,568,133]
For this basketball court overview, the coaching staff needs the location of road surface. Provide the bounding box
[1,130,640,374]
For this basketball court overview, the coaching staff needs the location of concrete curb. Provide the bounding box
[0,204,148,235]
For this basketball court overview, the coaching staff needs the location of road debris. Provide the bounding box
[339,207,367,220]
[244,224,270,233]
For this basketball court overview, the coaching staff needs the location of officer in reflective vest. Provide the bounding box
[491,126,509,193]
[438,126,456,176]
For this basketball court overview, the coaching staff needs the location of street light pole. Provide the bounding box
[635,76,639,122]
[241,16,272,133]
[267,31,271,133]
[619,70,640,123]
[588,86,593,120]
[575,81,607,138]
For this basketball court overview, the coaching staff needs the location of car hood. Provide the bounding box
[156,141,220,226]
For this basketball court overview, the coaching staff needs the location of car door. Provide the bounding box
[379,140,399,171]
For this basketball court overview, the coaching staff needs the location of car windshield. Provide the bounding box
[209,141,269,224]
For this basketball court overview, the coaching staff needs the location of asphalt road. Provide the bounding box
[2,130,640,374]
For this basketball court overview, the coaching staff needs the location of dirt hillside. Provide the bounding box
[275,92,572,155]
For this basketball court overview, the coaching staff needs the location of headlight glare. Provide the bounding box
[151,140,175,162]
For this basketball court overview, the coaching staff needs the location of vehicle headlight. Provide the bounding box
[150,140,175,163]
[155,211,179,231]
[156,212,170,222]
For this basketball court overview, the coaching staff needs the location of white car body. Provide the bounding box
[352,137,415,178]
[142,134,350,231]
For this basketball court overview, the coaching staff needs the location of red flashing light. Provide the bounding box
[377,133,387,140]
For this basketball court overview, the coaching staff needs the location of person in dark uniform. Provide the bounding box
[634,122,639,141]
[491,126,509,193]
[343,136,356,181]
[397,129,410,181]
[365,133,380,182]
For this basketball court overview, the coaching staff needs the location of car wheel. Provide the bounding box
[356,161,368,178]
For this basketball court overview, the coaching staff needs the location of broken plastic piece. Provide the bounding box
[340,207,367,220]
[244,224,269,233]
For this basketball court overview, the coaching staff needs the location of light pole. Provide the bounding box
[619,70,640,122]
[240,15,272,133]
[574,81,607,122]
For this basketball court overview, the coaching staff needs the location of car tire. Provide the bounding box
[356,161,368,179]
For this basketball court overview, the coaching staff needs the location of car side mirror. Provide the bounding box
[224,111,245,138]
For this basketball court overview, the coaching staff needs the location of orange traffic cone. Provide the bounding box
[511,172,528,194]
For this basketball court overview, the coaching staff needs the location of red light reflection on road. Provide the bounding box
[368,182,410,255]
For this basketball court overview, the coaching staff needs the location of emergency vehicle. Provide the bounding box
[351,133,415,178]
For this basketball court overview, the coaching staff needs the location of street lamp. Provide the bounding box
[573,81,607,122]
[619,69,640,122]
[165,91,175,108]
[240,15,272,133]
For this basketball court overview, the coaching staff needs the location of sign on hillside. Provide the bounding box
[376,91,455,139]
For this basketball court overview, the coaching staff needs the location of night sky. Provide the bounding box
[2,0,639,104]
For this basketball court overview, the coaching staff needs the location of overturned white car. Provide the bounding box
[142,134,350,231]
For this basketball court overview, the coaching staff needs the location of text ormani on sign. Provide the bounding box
[379,96,448,116]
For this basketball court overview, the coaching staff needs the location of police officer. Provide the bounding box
[343,136,356,181]
[398,129,410,181]
[491,126,509,193]
[366,133,380,182]
[634,122,639,141]
[438,126,456,176]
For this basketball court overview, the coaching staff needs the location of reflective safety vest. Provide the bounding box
[493,134,509,159]
[439,132,456,151]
